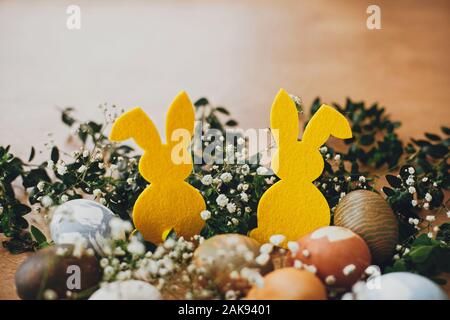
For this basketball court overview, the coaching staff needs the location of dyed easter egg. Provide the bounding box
[193,234,273,294]
[15,244,101,300]
[50,199,115,255]
[89,280,161,300]
[334,190,398,264]
[246,268,327,300]
[353,272,448,300]
[287,226,371,288]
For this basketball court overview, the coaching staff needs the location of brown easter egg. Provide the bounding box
[193,234,273,294]
[246,268,327,300]
[334,190,398,264]
[287,226,371,288]
[15,244,101,300]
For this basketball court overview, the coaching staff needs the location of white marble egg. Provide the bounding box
[50,199,115,255]
[353,272,448,300]
[89,280,161,300]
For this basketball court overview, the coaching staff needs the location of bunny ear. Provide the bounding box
[302,104,352,148]
[166,91,195,145]
[109,107,161,150]
[270,89,299,146]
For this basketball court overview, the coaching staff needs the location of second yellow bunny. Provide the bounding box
[250,89,352,246]
[109,92,206,244]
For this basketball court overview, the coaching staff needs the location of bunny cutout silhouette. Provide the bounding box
[250,89,352,246]
[109,92,206,244]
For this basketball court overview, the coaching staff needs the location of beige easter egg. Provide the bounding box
[334,190,398,264]
[193,234,273,294]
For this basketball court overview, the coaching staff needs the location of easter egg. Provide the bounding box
[50,199,116,255]
[15,244,101,300]
[353,272,448,300]
[193,234,273,294]
[246,268,327,300]
[334,190,398,264]
[89,280,161,300]
[287,226,371,288]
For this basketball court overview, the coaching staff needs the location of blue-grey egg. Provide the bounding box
[50,199,115,255]
[354,272,448,300]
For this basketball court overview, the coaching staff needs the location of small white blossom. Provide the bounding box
[302,249,310,257]
[287,241,299,255]
[408,186,416,194]
[256,166,268,175]
[240,192,249,202]
[260,243,274,254]
[127,237,145,255]
[43,289,58,300]
[425,193,432,202]
[93,189,102,197]
[427,232,433,239]
[82,150,89,158]
[334,154,341,161]
[269,234,286,246]
[220,172,233,183]
[37,181,45,191]
[98,162,105,169]
[41,196,53,208]
[422,177,428,182]
[411,200,418,207]
[200,210,211,220]
[325,275,336,285]
[231,218,239,225]
[406,177,415,186]
[358,176,366,183]
[423,202,430,210]
[77,165,87,173]
[245,206,252,213]
[293,260,303,269]
[216,194,229,207]
[255,253,270,266]
[237,137,245,145]
[319,146,328,154]
[46,160,54,169]
[425,215,435,222]
[226,202,237,213]
[60,194,69,203]
[201,174,213,186]
[240,164,250,175]
[342,264,356,276]
[408,167,415,174]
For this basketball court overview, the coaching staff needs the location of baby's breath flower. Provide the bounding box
[269,234,286,246]
[41,195,53,208]
[240,164,250,175]
[200,210,211,221]
[408,186,416,194]
[425,215,435,222]
[201,174,213,186]
[408,167,415,174]
[37,181,45,191]
[60,194,69,203]
[216,194,229,207]
[77,165,87,173]
[256,166,268,175]
[220,172,233,183]
[425,193,432,202]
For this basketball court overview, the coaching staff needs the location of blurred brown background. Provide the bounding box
[0,0,449,299]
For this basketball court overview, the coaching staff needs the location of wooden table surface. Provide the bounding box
[0,0,449,299]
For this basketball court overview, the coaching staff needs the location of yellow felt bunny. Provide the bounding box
[109,92,206,244]
[250,89,352,246]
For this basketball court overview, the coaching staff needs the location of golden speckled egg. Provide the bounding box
[287,226,371,288]
[246,268,327,300]
[193,234,273,294]
[334,190,398,264]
